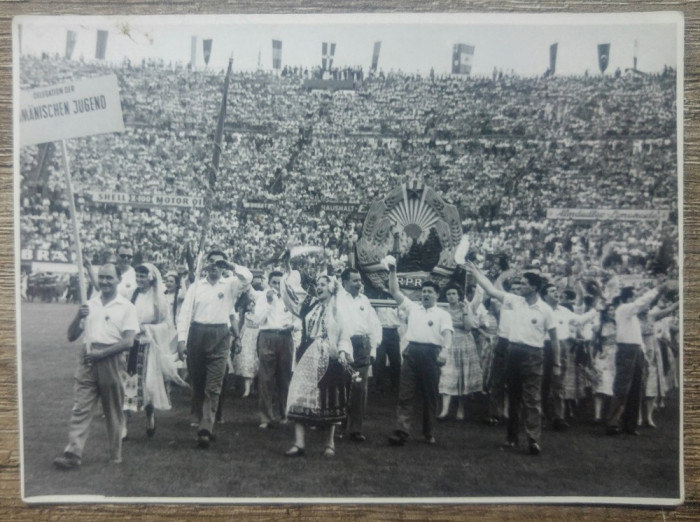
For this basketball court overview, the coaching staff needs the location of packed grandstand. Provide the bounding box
[19,55,678,287]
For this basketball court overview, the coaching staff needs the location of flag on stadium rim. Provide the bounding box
[452,43,474,75]
[190,36,197,67]
[203,39,213,66]
[322,42,336,71]
[66,30,77,60]
[549,43,558,75]
[633,39,638,71]
[371,41,381,72]
[598,43,610,74]
[272,39,282,70]
[95,30,108,60]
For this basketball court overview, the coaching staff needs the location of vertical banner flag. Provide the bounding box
[633,39,638,71]
[322,42,336,71]
[190,36,197,67]
[66,30,77,60]
[95,30,108,60]
[371,41,381,72]
[203,39,213,66]
[598,43,610,74]
[452,44,475,75]
[272,39,282,70]
[549,43,558,75]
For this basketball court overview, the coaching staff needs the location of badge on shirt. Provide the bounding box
[531,318,537,324]
[105,316,110,322]
[284,307,289,313]
[360,306,365,311]
[428,320,434,327]
[218,292,224,299]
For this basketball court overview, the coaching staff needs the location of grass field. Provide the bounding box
[19,302,681,502]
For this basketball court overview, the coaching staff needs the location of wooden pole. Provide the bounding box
[60,139,87,303]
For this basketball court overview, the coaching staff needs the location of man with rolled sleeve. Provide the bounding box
[606,281,673,436]
[385,261,453,446]
[53,263,139,470]
[253,270,295,429]
[177,250,252,448]
[466,261,559,455]
[337,268,382,442]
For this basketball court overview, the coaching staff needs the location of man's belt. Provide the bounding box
[192,322,227,328]
[260,328,293,335]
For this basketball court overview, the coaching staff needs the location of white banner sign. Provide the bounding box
[547,208,670,221]
[19,75,125,146]
[86,191,205,208]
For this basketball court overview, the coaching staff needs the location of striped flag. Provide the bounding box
[371,41,381,72]
[95,30,108,60]
[66,30,77,60]
[203,39,213,66]
[272,39,282,70]
[452,44,474,75]
[322,42,336,71]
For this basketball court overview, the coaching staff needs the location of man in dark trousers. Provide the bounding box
[177,250,252,448]
[466,261,558,455]
[606,281,674,436]
[385,259,452,446]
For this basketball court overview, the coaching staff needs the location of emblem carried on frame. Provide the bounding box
[356,180,462,299]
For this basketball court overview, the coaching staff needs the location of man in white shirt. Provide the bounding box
[338,268,382,442]
[466,261,559,456]
[385,262,452,446]
[53,264,139,470]
[177,250,252,448]
[606,281,673,436]
[541,283,598,431]
[253,270,295,429]
[115,244,136,300]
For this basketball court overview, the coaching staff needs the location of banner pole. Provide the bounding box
[60,139,87,303]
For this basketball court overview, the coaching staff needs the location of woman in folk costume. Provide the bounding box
[233,291,259,398]
[124,263,187,437]
[592,301,617,424]
[280,267,355,458]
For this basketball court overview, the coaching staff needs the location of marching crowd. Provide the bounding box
[50,239,679,468]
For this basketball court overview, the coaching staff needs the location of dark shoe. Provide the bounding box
[53,453,81,470]
[284,445,306,457]
[606,426,622,436]
[146,410,156,438]
[552,419,569,431]
[197,430,211,449]
[529,440,541,455]
[436,414,451,422]
[388,430,408,447]
[349,432,366,442]
[424,435,437,445]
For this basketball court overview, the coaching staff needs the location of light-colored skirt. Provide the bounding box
[439,328,483,396]
[233,325,259,379]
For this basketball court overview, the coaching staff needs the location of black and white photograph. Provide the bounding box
[14,12,683,504]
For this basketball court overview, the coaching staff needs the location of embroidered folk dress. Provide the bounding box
[285,292,353,426]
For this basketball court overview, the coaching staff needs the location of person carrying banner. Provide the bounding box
[53,263,139,469]
[176,250,252,449]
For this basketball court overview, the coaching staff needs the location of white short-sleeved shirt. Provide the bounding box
[400,299,454,346]
[117,266,137,300]
[84,292,139,347]
[503,293,554,349]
